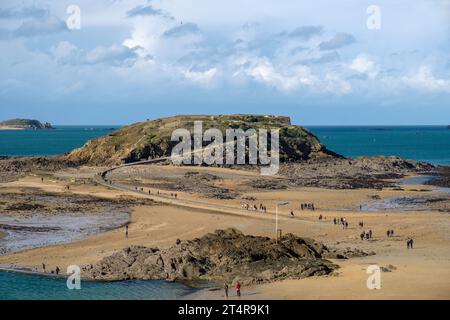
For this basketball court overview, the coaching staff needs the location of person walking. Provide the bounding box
[235,281,241,298]
[125,225,129,238]
[407,238,413,249]
[224,283,229,298]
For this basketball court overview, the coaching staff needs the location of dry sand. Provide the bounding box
[0,168,449,299]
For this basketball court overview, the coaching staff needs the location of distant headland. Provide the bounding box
[0,119,54,130]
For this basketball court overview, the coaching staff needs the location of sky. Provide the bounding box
[0,0,449,125]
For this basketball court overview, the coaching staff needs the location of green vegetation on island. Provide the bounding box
[64,114,340,165]
[0,119,53,130]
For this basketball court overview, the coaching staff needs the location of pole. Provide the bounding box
[275,204,278,243]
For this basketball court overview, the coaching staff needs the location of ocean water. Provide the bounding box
[0,125,449,165]
[0,124,449,299]
[0,271,195,300]
[307,126,450,166]
[0,126,118,157]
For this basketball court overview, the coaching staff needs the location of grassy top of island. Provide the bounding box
[0,119,53,130]
[64,114,341,166]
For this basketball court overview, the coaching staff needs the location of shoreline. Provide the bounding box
[0,167,449,299]
[0,127,27,131]
[0,266,211,298]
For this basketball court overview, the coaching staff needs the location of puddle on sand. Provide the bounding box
[341,174,449,212]
[0,211,129,254]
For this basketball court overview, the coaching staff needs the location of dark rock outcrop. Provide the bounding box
[277,156,434,189]
[425,167,450,188]
[82,228,372,285]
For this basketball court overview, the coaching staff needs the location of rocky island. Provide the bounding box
[82,228,372,284]
[0,119,53,130]
[0,114,449,299]
[64,114,340,165]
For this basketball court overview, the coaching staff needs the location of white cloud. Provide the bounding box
[349,55,378,79]
[239,57,316,92]
[10,16,68,38]
[1,0,449,105]
[182,67,218,84]
[126,5,173,19]
[323,73,352,94]
[402,66,450,92]
[51,41,140,67]
[162,22,200,38]
[319,32,355,50]
[0,5,49,19]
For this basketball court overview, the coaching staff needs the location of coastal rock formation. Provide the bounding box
[276,156,434,189]
[0,188,155,217]
[0,119,53,130]
[82,228,372,284]
[426,166,450,188]
[64,114,340,166]
[0,157,76,182]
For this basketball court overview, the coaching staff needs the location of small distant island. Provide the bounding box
[0,119,54,130]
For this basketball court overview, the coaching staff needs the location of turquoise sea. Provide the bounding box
[0,124,449,300]
[0,271,194,300]
[0,125,449,165]
[0,126,118,157]
[309,126,450,166]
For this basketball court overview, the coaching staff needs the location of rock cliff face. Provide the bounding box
[0,119,53,130]
[64,114,340,166]
[82,228,372,285]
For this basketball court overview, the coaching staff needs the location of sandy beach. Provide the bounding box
[0,127,27,130]
[0,165,449,299]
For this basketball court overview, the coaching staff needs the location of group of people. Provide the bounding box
[360,229,373,240]
[224,281,241,298]
[386,229,395,237]
[301,203,315,210]
[333,217,349,229]
[241,203,267,213]
[148,190,178,199]
[42,263,60,275]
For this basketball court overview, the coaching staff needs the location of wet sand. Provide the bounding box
[0,169,449,299]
